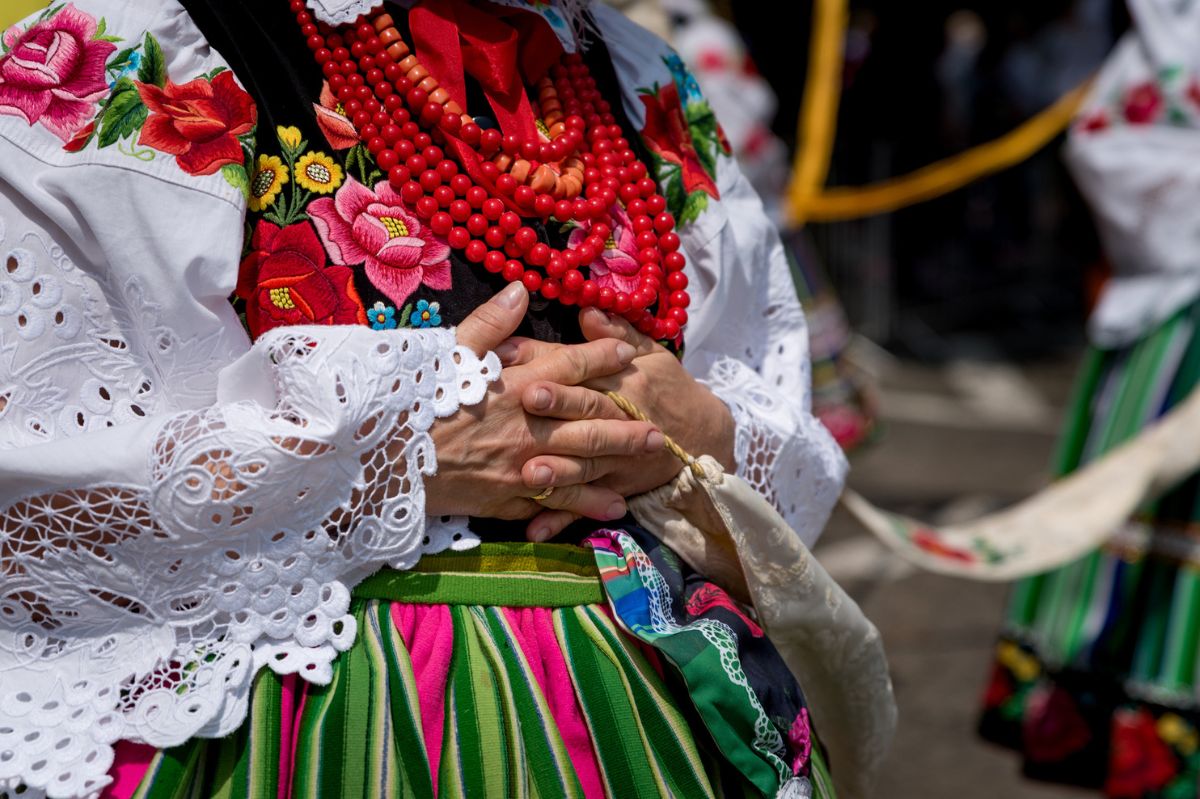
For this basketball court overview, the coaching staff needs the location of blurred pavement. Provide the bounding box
[814,353,1090,798]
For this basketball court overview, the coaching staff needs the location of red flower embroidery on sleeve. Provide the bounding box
[136,71,256,176]
[639,81,719,199]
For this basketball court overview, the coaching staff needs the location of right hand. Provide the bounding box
[423,282,665,521]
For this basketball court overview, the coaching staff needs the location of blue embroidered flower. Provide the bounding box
[107,51,141,89]
[410,299,442,328]
[369,301,397,330]
[665,53,703,104]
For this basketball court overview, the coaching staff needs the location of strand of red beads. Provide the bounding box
[289,0,690,340]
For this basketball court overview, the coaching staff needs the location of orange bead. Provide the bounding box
[407,65,429,83]
[429,88,451,105]
[379,27,401,45]
[510,159,532,183]
[418,76,439,93]
[530,164,556,193]
[548,122,567,138]
[398,55,419,72]
[386,42,410,61]
[373,13,395,31]
[493,153,514,171]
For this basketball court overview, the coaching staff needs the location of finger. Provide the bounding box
[527,509,581,543]
[523,382,626,421]
[534,482,627,522]
[578,307,658,356]
[537,419,665,458]
[455,282,528,357]
[516,338,637,386]
[523,454,617,489]
[494,336,559,367]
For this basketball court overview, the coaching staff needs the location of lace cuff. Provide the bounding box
[0,325,497,798]
[704,356,847,548]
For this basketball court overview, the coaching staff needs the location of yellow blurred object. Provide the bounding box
[785,0,1089,224]
[0,0,48,30]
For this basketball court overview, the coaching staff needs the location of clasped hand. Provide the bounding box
[425,282,734,541]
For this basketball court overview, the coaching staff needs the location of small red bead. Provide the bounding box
[653,213,675,233]
[465,240,487,263]
[554,200,574,221]
[541,278,561,299]
[533,193,555,217]
[635,230,658,250]
[419,169,442,191]
[415,196,439,218]
[436,159,458,180]
[499,212,521,234]
[614,292,632,313]
[434,185,455,207]
[461,123,482,146]
[466,186,488,208]
[502,134,521,155]
[482,198,505,220]
[513,227,538,252]
[406,87,428,108]
[466,214,488,236]
[405,154,427,174]
[669,307,688,326]
[597,287,615,310]
[400,181,423,204]
[669,290,690,308]
[484,226,507,248]
[484,250,506,273]
[449,200,471,222]
[387,165,410,188]
[579,281,599,306]
[376,149,399,170]
[658,231,681,252]
[563,269,584,291]
[495,174,517,196]
[502,260,525,282]
[528,242,551,266]
[513,185,536,208]
[522,270,543,292]
[666,271,688,290]
[430,212,454,236]
[663,252,686,272]
[448,227,471,249]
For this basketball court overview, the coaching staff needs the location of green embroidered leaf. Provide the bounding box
[137,32,166,88]
[222,164,250,200]
[37,4,65,23]
[107,46,137,74]
[1169,106,1190,126]
[399,303,413,326]
[1160,65,1184,84]
[677,190,709,227]
[203,66,228,80]
[94,19,123,44]
[97,78,147,148]
[684,101,721,178]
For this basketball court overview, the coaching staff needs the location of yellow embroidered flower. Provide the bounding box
[248,154,288,212]
[277,125,303,150]
[295,151,343,194]
[996,641,1040,682]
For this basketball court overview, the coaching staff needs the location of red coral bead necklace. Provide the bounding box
[287,0,690,340]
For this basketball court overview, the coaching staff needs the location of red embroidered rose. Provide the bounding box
[308,177,452,306]
[1021,685,1092,764]
[136,71,256,176]
[981,664,1013,710]
[313,80,357,150]
[0,4,115,142]
[1123,82,1163,125]
[1078,111,1110,134]
[236,220,366,338]
[911,528,975,563]
[1189,80,1200,112]
[640,81,718,199]
[1106,709,1178,797]
[685,582,764,637]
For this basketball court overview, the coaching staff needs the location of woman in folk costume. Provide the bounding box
[0,1,891,798]
[979,1,1200,795]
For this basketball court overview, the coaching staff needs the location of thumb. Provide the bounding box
[455,282,529,357]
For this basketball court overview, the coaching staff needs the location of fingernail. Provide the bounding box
[529,524,551,543]
[496,282,526,309]
[494,342,517,363]
[616,342,636,363]
[645,430,664,451]
[533,465,553,485]
[531,388,552,410]
[604,500,626,520]
[582,306,609,324]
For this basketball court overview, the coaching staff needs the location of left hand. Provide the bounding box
[499,307,736,541]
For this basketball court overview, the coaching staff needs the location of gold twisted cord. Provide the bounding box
[605,391,706,478]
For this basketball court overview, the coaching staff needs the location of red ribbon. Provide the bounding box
[409,0,564,142]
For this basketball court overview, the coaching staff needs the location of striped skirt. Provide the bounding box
[97,529,833,799]
[980,301,1200,797]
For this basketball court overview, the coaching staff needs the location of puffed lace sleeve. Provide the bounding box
[593,3,848,548]
[0,3,496,796]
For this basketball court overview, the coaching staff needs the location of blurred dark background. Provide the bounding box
[728,0,1127,361]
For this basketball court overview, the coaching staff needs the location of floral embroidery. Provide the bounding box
[0,3,117,142]
[1079,65,1200,135]
[684,582,763,638]
[309,177,452,307]
[788,709,813,776]
[277,124,303,150]
[568,202,640,294]
[248,153,289,212]
[638,53,722,225]
[313,80,358,150]
[1107,708,1178,796]
[368,301,397,330]
[1022,685,1093,764]
[137,70,257,176]
[295,150,343,194]
[236,219,367,338]
[409,299,442,328]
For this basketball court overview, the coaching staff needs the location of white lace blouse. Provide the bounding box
[0,1,845,796]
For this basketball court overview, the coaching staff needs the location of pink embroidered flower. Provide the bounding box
[0,4,116,142]
[1123,82,1163,125]
[1022,685,1093,764]
[313,80,358,150]
[309,177,452,306]
[789,709,813,776]
[1078,110,1110,134]
[685,582,764,638]
[569,203,641,294]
